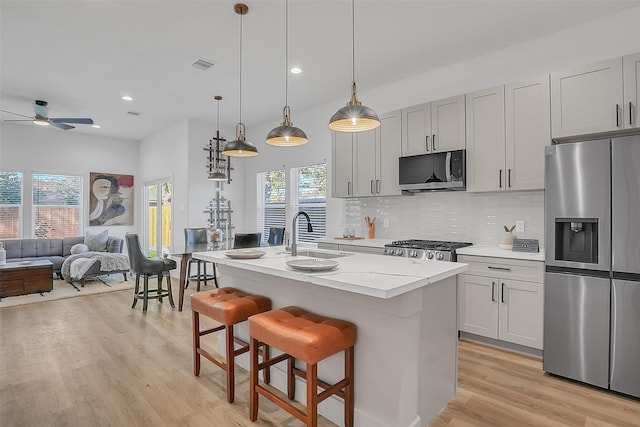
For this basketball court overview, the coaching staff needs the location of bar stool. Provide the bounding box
[190,288,272,403]
[248,306,356,427]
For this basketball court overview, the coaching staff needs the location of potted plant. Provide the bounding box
[500,225,516,249]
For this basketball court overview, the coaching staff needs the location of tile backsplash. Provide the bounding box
[343,191,545,247]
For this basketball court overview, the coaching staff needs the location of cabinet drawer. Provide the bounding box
[0,279,26,297]
[457,255,543,282]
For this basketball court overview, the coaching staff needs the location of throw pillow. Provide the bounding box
[70,243,90,255]
[85,230,108,252]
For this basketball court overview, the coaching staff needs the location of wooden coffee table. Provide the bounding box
[0,260,54,298]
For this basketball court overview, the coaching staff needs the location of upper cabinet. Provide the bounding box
[551,57,624,137]
[331,131,354,197]
[331,110,402,198]
[466,74,550,192]
[623,52,640,129]
[401,95,465,156]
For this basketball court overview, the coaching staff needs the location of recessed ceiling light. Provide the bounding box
[92,124,101,128]
[290,67,302,74]
[122,95,133,101]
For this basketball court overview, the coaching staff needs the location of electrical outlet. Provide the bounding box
[515,220,525,233]
[383,218,389,228]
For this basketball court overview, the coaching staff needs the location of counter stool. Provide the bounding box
[248,306,356,427]
[190,288,272,403]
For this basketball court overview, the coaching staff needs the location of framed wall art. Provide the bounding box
[89,172,134,226]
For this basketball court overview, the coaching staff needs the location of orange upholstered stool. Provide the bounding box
[191,287,271,403]
[248,306,356,427]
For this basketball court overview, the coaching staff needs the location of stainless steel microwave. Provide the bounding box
[398,150,466,192]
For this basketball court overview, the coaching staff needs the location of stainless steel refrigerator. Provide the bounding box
[544,135,640,398]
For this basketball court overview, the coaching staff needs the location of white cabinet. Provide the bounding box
[623,52,640,129]
[331,131,354,197]
[401,95,465,156]
[457,255,544,350]
[551,57,624,137]
[318,241,384,255]
[466,75,550,192]
[331,111,401,198]
[376,110,402,196]
[465,86,506,192]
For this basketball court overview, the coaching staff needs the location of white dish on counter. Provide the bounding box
[224,249,266,259]
[286,259,338,272]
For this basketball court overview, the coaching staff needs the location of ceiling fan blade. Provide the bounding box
[0,109,33,119]
[50,117,94,125]
[3,119,34,122]
[50,121,74,130]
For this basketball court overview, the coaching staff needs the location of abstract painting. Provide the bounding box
[89,172,134,226]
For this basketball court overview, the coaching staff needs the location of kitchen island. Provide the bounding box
[193,246,468,427]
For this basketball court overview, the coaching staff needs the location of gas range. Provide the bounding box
[384,239,473,262]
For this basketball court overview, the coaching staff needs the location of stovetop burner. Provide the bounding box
[389,240,473,251]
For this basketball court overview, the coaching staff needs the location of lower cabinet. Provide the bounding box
[457,255,544,350]
[317,242,384,255]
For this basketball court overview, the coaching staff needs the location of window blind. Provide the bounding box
[0,171,23,239]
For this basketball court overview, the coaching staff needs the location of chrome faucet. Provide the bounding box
[291,211,313,256]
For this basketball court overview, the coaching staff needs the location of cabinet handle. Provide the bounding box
[425,135,430,152]
[348,181,352,196]
[501,283,505,303]
[508,169,512,188]
[376,179,380,194]
[491,282,496,302]
[631,102,634,126]
[616,104,620,127]
[432,134,436,151]
[488,266,511,271]
[499,170,503,188]
[371,180,375,195]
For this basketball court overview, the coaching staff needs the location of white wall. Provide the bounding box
[239,7,640,244]
[0,123,138,241]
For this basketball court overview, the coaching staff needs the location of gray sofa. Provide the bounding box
[0,236,124,278]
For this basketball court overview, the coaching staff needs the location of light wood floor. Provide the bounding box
[1,281,639,426]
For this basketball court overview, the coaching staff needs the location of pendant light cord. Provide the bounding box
[239,9,243,124]
[285,0,289,107]
[351,0,355,83]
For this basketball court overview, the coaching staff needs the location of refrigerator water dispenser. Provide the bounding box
[555,218,598,263]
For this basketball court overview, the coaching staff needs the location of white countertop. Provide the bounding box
[193,246,467,299]
[456,245,545,262]
[315,237,394,248]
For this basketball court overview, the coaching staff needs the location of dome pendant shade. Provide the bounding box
[208,168,228,181]
[266,106,308,146]
[329,81,380,132]
[223,122,258,157]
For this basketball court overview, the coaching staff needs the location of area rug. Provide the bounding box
[0,276,134,308]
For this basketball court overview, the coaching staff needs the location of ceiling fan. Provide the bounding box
[1,100,94,130]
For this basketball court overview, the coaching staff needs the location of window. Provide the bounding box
[290,163,326,243]
[144,180,172,257]
[257,169,286,245]
[0,171,23,239]
[32,173,82,238]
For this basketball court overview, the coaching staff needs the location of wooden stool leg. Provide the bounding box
[345,346,355,427]
[142,275,149,313]
[263,343,270,384]
[287,356,295,400]
[249,337,260,421]
[131,274,140,308]
[226,324,235,403]
[212,263,219,288]
[157,274,163,303]
[196,262,201,292]
[166,273,175,308]
[193,311,201,376]
[307,362,318,427]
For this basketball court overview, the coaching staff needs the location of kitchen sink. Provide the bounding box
[296,249,352,259]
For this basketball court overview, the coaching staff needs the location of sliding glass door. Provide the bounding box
[143,179,172,257]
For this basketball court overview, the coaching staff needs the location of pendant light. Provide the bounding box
[208,96,228,181]
[328,0,380,133]
[266,0,308,146]
[223,3,259,157]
